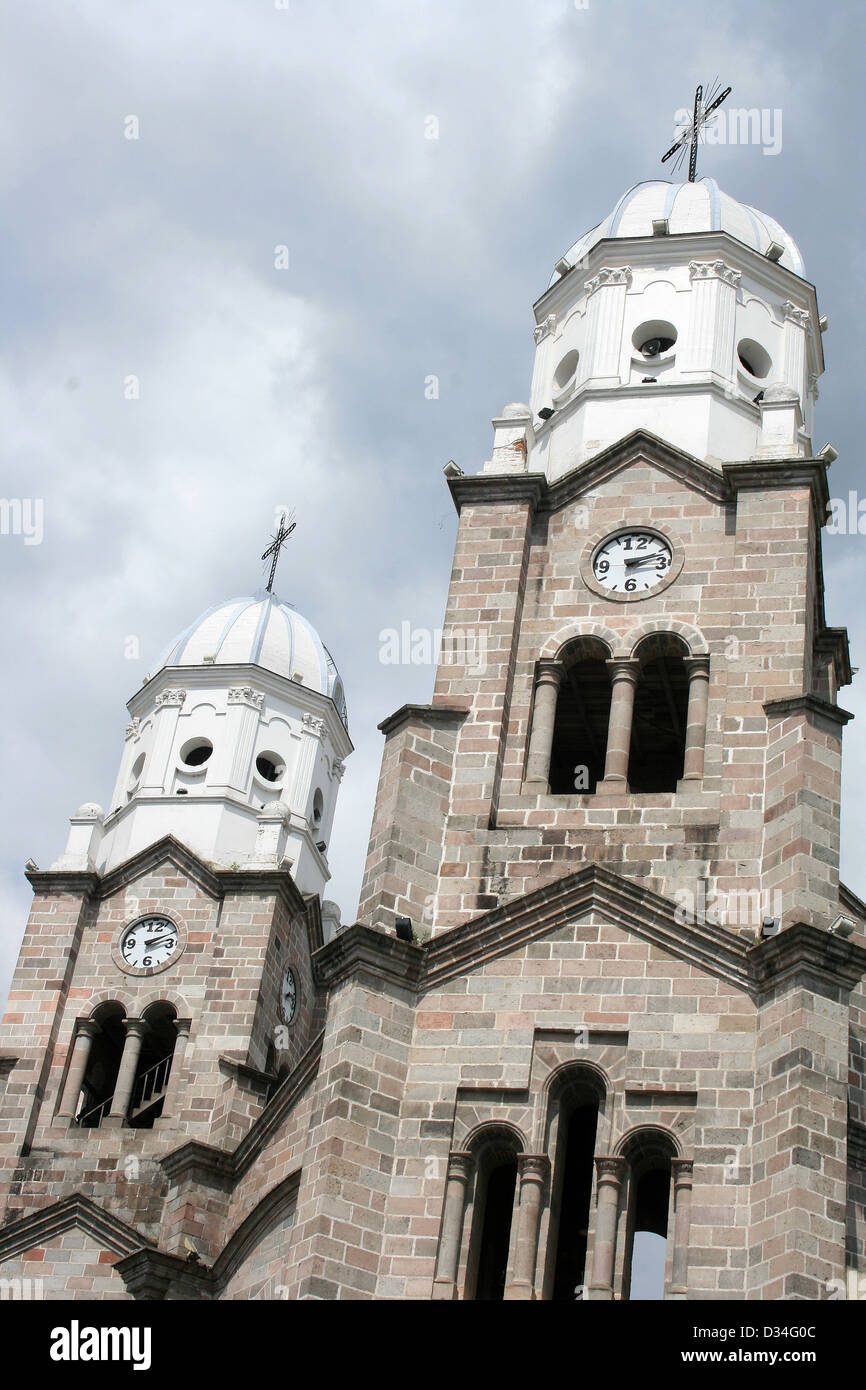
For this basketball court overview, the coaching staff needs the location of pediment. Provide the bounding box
[0,1194,153,1263]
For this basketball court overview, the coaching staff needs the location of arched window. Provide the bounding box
[542,1065,605,1300]
[465,1129,521,1301]
[628,635,689,792]
[128,1002,179,1129]
[548,638,612,794]
[621,1129,677,1300]
[75,1003,125,1128]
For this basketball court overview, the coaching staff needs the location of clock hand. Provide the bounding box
[623,552,666,568]
[144,936,175,948]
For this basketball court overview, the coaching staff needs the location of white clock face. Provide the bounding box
[592,531,673,594]
[120,916,180,970]
[281,967,297,1025]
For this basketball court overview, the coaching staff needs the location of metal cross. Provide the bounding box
[261,511,296,593]
[662,80,732,181]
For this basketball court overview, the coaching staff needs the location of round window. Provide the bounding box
[255,752,285,784]
[128,752,146,791]
[312,788,324,826]
[180,738,213,768]
[632,320,677,358]
[553,349,579,389]
[737,338,772,379]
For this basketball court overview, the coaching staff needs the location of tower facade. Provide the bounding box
[1,179,865,1303]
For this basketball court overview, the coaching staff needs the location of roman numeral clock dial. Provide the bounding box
[592,530,673,594]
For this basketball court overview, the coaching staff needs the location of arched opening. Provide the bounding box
[128,1002,178,1129]
[76,1003,125,1128]
[621,1129,676,1301]
[465,1129,521,1301]
[628,634,689,792]
[548,638,612,794]
[543,1065,605,1301]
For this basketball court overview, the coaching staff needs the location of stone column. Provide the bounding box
[681,657,711,781]
[158,1018,192,1121]
[432,1151,475,1300]
[106,1018,148,1126]
[669,1159,694,1299]
[525,662,563,789]
[57,1019,100,1121]
[505,1154,550,1300]
[682,261,741,378]
[587,1156,627,1300]
[598,660,640,789]
[782,301,811,401]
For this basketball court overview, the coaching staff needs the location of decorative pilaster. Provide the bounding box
[432,1151,475,1300]
[683,261,741,377]
[525,662,563,789]
[139,689,186,794]
[505,1154,550,1300]
[224,686,264,792]
[583,267,632,383]
[588,1156,627,1299]
[782,301,811,401]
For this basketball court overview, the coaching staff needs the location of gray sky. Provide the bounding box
[1,0,864,1007]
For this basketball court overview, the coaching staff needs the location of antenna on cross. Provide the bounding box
[661,79,732,182]
[261,510,296,593]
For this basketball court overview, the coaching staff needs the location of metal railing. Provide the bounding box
[74,1095,113,1128]
[130,1054,173,1116]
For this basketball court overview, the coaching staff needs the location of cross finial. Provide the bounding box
[261,510,296,593]
[661,80,731,182]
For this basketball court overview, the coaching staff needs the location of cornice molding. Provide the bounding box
[763,693,854,727]
[446,471,547,515]
[377,703,470,738]
[747,921,866,997]
[722,457,830,516]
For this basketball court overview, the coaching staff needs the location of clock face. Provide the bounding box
[280,967,297,1025]
[120,916,180,970]
[592,530,673,595]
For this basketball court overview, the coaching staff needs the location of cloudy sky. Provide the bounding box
[1,0,863,1007]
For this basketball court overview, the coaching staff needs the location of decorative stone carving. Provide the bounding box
[584,266,632,296]
[227,687,265,710]
[331,758,346,781]
[532,313,556,344]
[125,716,141,740]
[302,713,325,738]
[154,689,186,708]
[782,301,811,329]
[688,260,741,286]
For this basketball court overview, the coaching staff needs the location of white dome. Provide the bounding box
[549,178,805,286]
[154,590,348,726]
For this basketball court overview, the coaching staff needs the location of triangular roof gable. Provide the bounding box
[545,428,731,513]
[0,1193,153,1263]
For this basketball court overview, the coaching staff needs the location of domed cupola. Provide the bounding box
[63,588,353,904]
[482,177,824,479]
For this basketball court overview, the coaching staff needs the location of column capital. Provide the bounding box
[594,1154,627,1186]
[534,660,563,689]
[446,1150,475,1183]
[671,1157,694,1190]
[682,655,710,679]
[604,658,640,686]
[227,686,265,710]
[173,1017,192,1040]
[782,300,811,329]
[688,259,741,286]
[517,1153,550,1186]
[123,1017,149,1040]
[74,1017,101,1040]
[585,265,632,295]
[154,689,187,709]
